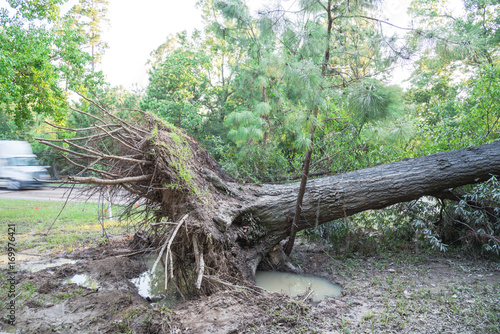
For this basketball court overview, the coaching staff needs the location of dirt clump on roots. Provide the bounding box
[39,106,255,295]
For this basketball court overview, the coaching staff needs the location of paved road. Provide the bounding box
[0,187,106,203]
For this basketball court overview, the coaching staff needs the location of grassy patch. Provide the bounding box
[325,252,500,334]
[0,199,131,252]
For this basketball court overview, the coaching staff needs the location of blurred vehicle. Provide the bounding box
[0,141,51,190]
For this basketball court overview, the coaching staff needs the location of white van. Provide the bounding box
[0,141,51,190]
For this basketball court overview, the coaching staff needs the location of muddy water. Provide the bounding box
[0,254,76,272]
[25,258,76,272]
[67,273,101,290]
[130,254,178,305]
[255,271,342,302]
[129,255,341,304]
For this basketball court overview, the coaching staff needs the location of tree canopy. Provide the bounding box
[0,0,105,127]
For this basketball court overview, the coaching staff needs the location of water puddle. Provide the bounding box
[0,253,38,265]
[0,254,76,272]
[130,255,341,304]
[130,254,179,305]
[66,274,101,290]
[25,258,76,272]
[0,323,16,333]
[255,271,342,302]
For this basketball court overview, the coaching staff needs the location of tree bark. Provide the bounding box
[231,141,500,273]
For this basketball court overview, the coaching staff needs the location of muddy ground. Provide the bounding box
[1,237,499,334]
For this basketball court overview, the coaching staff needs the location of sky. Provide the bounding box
[98,0,204,90]
[92,0,421,90]
[1,0,435,89]
[96,0,418,90]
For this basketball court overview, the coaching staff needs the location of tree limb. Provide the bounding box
[63,174,153,185]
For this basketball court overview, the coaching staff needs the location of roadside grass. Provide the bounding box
[0,199,132,252]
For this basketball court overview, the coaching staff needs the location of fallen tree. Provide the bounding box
[38,102,500,295]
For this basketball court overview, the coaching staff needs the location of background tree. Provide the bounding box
[141,33,211,137]
[65,0,109,72]
[407,0,500,152]
[0,0,105,129]
[0,0,69,127]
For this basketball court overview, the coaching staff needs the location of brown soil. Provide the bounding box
[1,239,499,334]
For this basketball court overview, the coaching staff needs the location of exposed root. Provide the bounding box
[151,214,188,281]
[37,99,249,296]
[192,237,205,290]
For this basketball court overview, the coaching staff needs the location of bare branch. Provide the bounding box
[77,93,107,113]
[63,174,153,185]
[62,156,120,178]
[37,139,152,165]
[103,109,149,136]
[43,121,121,133]
[94,123,142,153]
[37,128,123,143]
[69,106,108,125]
[38,140,101,160]
[120,183,155,201]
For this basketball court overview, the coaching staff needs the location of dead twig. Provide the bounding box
[300,288,314,302]
[37,127,122,142]
[37,139,152,165]
[42,121,121,133]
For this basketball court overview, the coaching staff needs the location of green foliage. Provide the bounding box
[0,0,104,127]
[407,61,500,156]
[452,176,500,255]
[5,0,64,21]
[142,33,214,138]
[0,110,35,140]
[348,82,404,132]
[409,0,500,64]
[202,0,402,180]
[0,19,68,126]
[302,204,422,255]
[225,110,264,146]
[458,63,500,143]
[220,142,290,182]
[146,58,204,130]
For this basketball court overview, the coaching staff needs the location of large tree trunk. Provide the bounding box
[233,142,500,273]
[38,103,500,294]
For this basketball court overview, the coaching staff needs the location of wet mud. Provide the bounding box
[1,239,499,333]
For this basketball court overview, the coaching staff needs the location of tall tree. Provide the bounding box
[407,0,500,153]
[211,0,404,253]
[39,106,500,293]
[0,0,102,127]
[0,0,67,126]
[65,0,109,72]
[141,32,211,137]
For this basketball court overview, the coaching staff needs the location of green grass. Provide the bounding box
[0,199,131,252]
